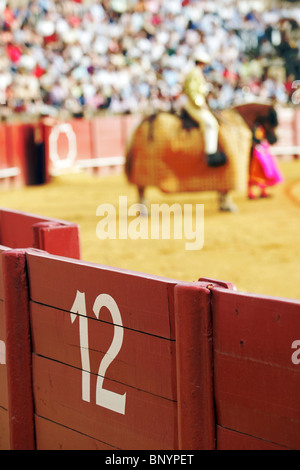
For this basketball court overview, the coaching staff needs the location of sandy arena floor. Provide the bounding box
[0,158,299,301]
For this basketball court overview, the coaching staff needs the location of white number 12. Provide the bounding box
[70,290,126,415]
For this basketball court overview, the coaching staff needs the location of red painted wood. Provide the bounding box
[2,250,35,450]
[0,251,11,451]
[32,221,81,259]
[0,408,10,450]
[26,249,178,338]
[43,118,93,176]
[212,287,300,449]
[66,118,93,160]
[0,368,8,411]
[0,246,9,300]
[32,354,178,450]
[35,416,117,450]
[25,249,185,448]
[5,124,27,185]
[0,125,7,169]
[0,302,8,410]
[0,217,80,450]
[0,248,9,450]
[0,124,25,187]
[199,276,236,290]
[216,426,289,450]
[275,108,294,147]
[91,116,124,158]
[175,283,215,450]
[30,301,176,400]
[294,109,300,149]
[0,209,48,248]
[0,209,81,259]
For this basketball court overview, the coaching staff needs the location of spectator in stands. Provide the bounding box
[0,0,298,120]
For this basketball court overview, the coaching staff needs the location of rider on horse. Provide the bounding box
[183,50,226,166]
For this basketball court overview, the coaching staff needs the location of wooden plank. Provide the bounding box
[0,208,80,255]
[216,426,289,450]
[5,124,27,185]
[91,117,124,158]
[45,119,93,168]
[32,222,81,259]
[33,355,178,450]
[66,119,93,160]
[0,209,45,248]
[0,125,7,169]
[2,249,35,450]
[26,249,177,338]
[175,283,215,450]
[0,249,8,438]
[0,301,8,410]
[30,302,176,400]
[26,249,184,448]
[0,246,10,300]
[35,416,117,450]
[0,369,7,411]
[212,288,300,449]
[0,408,10,450]
[0,301,5,343]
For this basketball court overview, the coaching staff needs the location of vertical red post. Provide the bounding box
[32,221,81,259]
[174,282,215,450]
[2,249,35,450]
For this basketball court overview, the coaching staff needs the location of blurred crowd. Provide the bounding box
[0,0,300,120]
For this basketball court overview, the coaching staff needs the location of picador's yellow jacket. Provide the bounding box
[183,66,209,108]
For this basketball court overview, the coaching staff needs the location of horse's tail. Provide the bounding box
[125,113,160,179]
[124,132,135,179]
[142,113,160,140]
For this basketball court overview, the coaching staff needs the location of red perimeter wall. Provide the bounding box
[0,108,298,189]
[0,208,299,450]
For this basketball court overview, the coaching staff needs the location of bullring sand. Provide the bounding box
[0,158,299,300]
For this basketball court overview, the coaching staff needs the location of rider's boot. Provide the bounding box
[207,150,227,167]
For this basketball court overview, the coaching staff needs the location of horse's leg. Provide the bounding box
[137,186,146,204]
[248,183,256,199]
[137,186,148,216]
[218,191,238,212]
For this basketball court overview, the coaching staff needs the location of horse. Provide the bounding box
[125,101,278,212]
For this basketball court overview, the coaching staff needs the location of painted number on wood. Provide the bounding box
[291,340,300,365]
[70,290,126,415]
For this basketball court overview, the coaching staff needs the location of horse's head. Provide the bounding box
[234,102,278,145]
[254,107,278,145]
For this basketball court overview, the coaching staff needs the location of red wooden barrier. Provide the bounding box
[0,107,298,189]
[174,283,215,450]
[1,243,300,449]
[0,208,300,450]
[24,249,217,450]
[91,116,124,159]
[2,249,35,450]
[0,209,81,449]
[43,115,141,176]
[0,246,10,450]
[0,122,51,188]
[0,208,81,259]
[0,124,24,188]
[211,286,300,450]
[273,106,300,158]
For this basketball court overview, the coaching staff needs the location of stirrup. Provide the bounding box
[207,150,227,168]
